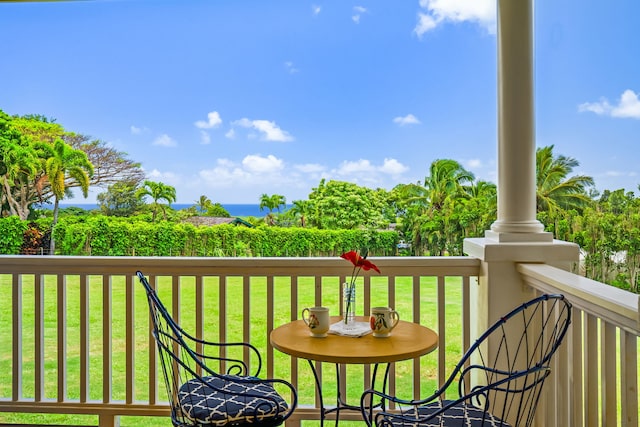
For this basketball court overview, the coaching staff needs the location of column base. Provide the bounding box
[485,230,553,243]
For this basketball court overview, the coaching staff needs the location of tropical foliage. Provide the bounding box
[2,107,639,292]
[136,180,177,221]
[0,110,143,220]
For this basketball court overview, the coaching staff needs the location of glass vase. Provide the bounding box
[343,282,356,328]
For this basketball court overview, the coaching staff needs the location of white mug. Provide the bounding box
[370,306,400,337]
[302,306,330,337]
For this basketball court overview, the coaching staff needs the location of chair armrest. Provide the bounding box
[184,333,264,377]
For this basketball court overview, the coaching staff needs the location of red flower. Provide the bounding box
[340,250,380,324]
[340,250,381,273]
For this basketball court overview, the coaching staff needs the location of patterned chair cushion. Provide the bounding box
[178,375,289,426]
[391,400,511,427]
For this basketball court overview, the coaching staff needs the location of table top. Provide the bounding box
[270,316,438,364]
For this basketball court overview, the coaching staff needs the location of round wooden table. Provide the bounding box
[270,316,438,425]
[271,316,438,364]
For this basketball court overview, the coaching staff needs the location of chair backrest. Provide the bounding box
[136,271,263,425]
[451,294,572,426]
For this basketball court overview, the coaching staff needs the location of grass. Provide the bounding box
[0,274,466,426]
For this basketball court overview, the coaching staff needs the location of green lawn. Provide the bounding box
[0,274,466,426]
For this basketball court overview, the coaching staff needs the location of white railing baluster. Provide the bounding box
[621,329,639,426]
[35,274,44,401]
[462,275,471,396]
[572,310,584,427]
[412,274,421,400]
[195,275,204,377]
[586,313,599,425]
[437,275,446,396]
[125,274,135,404]
[602,322,617,426]
[57,274,67,402]
[12,274,22,401]
[80,274,90,403]
[266,275,275,379]
[102,275,113,404]
[147,274,159,405]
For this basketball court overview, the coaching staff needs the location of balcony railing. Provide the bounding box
[0,255,637,426]
[519,263,640,427]
[0,255,479,426]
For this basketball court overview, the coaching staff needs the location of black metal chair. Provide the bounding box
[136,271,297,427]
[360,294,572,427]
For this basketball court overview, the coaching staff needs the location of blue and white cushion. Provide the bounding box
[178,375,288,426]
[388,400,511,427]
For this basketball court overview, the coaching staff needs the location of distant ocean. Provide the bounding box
[51,203,291,218]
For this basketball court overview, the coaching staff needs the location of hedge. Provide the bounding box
[0,216,399,257]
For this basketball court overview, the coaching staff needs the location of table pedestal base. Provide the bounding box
[308,360,390,426]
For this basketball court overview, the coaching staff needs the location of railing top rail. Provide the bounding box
[0,255,480,277]
[518,262,640,335]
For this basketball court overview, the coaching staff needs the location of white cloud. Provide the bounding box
[232,118,294,142]
[242,154,285,173]
[225,129,236,139]
[353,6,367,24]
[312,4,321,15]
[337,158,408,176]
[331,158,410,187]
[380,158,409,175]
[152,134,177,147]
[415,0,496,37]
[284,61,299,74]
[200,130,211,145]
[338,159,375,174]
[393,113,421,126]
[194,111,223,129]
[578,90,640,119]
[197,156,297,193]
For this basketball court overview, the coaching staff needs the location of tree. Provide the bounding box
[13,115,145,197]
[289,199,311,227]
[206,203,231,217]
[194,195,213,213]
[306,180,390,230]
[423,159,475,210]
[259,193,286,225]
[394,160,475,255]
[137,180,177,221]
[536,145,594,215]
[97,180,145,216]
[0,111,52,219]
[66,136,145,191]
[45,139,94,253]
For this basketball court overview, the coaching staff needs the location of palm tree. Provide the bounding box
[259,193,286,225]
[45,139,94,254]
[137,180,177,221]
[0,140,41,219]
[423,159,475,211]
[289,199,310,227]
[194,195,212,214]
[397,160,474,255]
[536,145,594,215]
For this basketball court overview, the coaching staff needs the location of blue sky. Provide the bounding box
[1,0,639,204]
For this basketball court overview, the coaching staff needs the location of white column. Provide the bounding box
[464,2,580,423]
[489,0,550,242]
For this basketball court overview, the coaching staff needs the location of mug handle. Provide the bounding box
[389,310,400,330]
[302,308,310,326]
